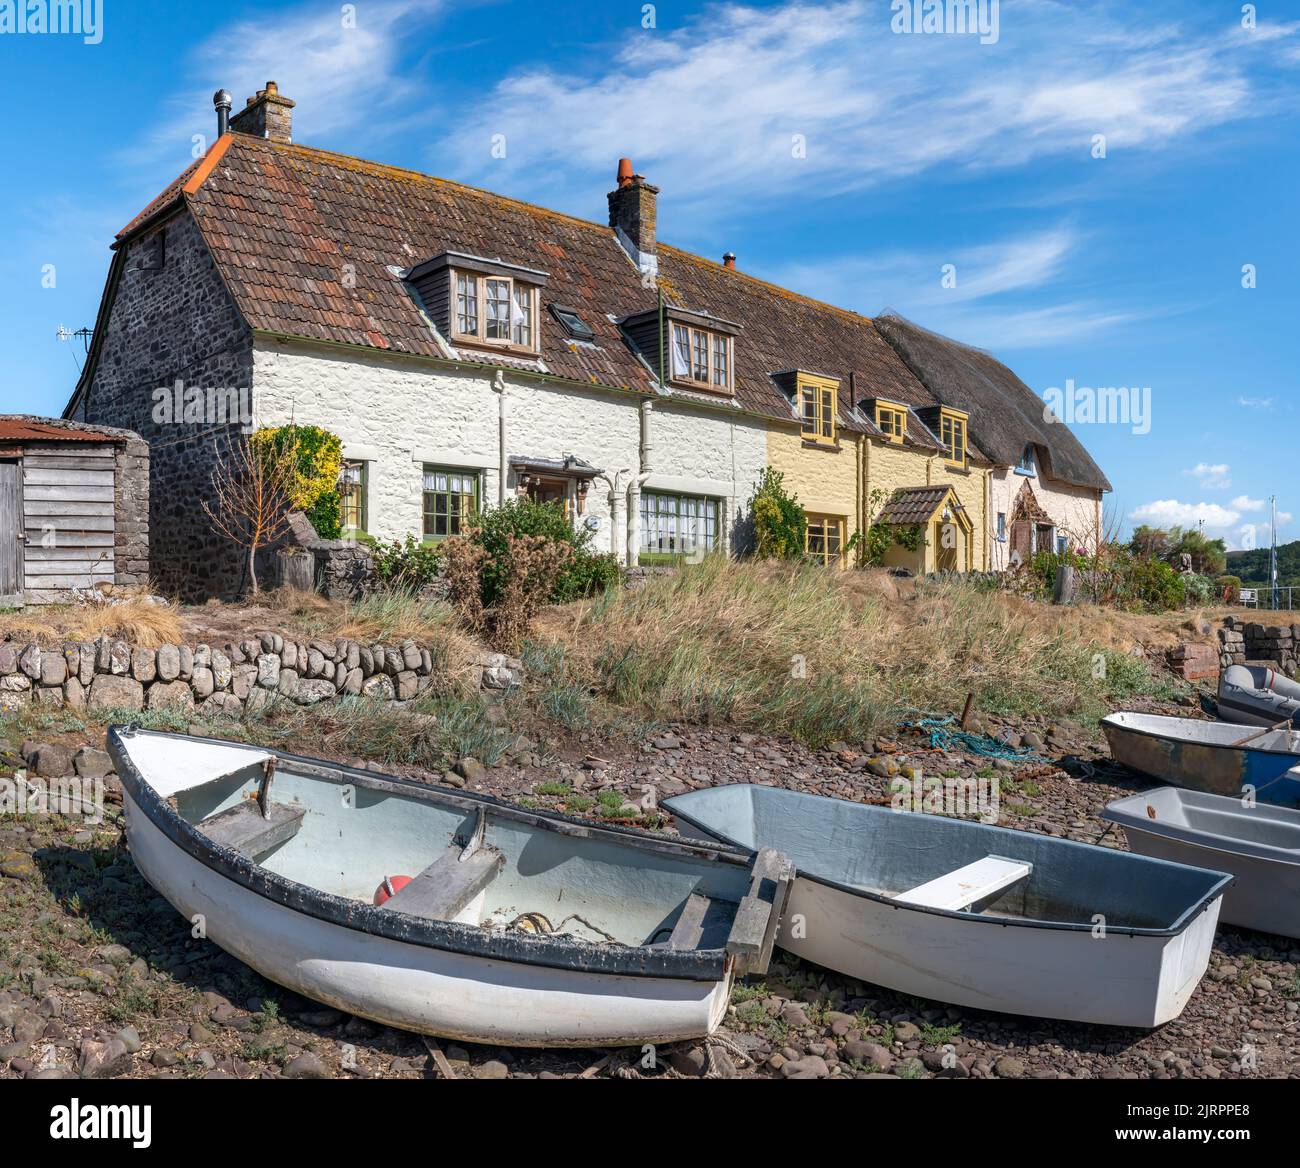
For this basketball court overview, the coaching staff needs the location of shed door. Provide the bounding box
[0,460,22,603]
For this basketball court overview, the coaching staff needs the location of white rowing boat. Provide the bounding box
[107,727,792,1047]
[665,784,1232,1028]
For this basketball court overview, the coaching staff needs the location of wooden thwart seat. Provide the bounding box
[381,844,504,922]
[196,800,306,858]
[894,855,1031,912]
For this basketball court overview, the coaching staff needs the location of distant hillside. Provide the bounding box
[1227,540,1300,586]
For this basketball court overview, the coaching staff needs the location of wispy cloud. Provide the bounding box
[120,0,444,169]
[435,0,1279,212]
[758,226,1147,347]
[1238,395,1276,409]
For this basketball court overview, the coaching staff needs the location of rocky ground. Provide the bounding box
[2,691,1298,1081]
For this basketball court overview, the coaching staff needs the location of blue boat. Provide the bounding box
[1102,712,1300,807]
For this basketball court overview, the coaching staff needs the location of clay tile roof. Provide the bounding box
[127,134,989,441]
[117,158,203,239]
[877,485,956,526]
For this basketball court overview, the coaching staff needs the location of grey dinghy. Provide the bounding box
[1102,787,1300,939]
[664,785,1232,1027]
[107,727,792,1047]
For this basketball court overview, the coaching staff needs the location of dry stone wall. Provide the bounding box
[0,635,523,716]
[1219,616,1300,677]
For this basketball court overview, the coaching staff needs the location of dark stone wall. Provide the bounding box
[72,211,253,600]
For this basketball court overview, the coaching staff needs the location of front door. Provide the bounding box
[0,460,23,604]
[527,476,570,517]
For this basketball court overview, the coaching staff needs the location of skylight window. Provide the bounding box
[550,304,595,342]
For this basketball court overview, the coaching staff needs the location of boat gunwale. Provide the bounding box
[664,785,1233,938]
[1102,790,1300,869]
[1101,712,1300,760]
[108,726,751,982]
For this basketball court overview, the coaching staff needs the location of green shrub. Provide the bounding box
[1121,553,1186,612]
[1182,573,1216,606]
[1216,574,1242,603]
[470,498,621,605]
[749,467,806,560]
[368,533,443,591]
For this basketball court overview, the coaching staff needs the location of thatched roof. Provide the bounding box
[873,314,1111,492]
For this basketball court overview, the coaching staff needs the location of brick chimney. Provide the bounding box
[607,157,658,274]
[229,81,295,144]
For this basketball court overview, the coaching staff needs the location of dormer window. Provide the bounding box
[875,401,907,443]
[1017,444,1036,475]
[405,251,548,357]
[799,375,838,446]
[454,272,535,350]
[671,322,732,391]
[939,408,968,467]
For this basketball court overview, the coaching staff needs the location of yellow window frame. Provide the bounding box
[940,409,968,467]
[876,402,907,443]
[799,375,838,445]
[806,513,846,567]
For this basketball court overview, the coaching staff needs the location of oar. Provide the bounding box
[1229,719,1291,748]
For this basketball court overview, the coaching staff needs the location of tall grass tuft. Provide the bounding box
[538,557,1177,746]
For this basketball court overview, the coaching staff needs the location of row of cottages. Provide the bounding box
[65,83,1109,600]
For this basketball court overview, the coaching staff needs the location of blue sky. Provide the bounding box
[1,0,1297,546]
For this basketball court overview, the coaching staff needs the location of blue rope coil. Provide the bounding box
[900,713,1038,761]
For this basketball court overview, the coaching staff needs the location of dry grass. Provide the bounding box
[0,592,184,649]
[535,558,1184,745]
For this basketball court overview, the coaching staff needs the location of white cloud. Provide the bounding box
[1238,396,1276,409]
[435,0,1273,212]
[1130,499,1294,544]
[1129,500,1242,529]
[1187,463,1232,489]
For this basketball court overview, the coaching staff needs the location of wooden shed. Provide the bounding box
[0,417,150,606]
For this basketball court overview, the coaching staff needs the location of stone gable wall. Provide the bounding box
[72,211,254,601]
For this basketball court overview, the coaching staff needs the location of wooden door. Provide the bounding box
[0,460,23,604]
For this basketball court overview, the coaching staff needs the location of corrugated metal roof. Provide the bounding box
[0,420,116,443]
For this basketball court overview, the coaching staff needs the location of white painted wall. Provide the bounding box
[251,341,768,562]
[987,466,1103,568]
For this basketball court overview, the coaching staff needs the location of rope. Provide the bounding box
[607,1033,756,1079]
[899,713,1039,762]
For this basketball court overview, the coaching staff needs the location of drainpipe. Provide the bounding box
[596,469,630,557]
[493,370,508,506]
[626,400,654,568]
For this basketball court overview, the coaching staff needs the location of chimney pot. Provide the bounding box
[228,80,296,144]
[608,158,659,270]
[723,252,736,270]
